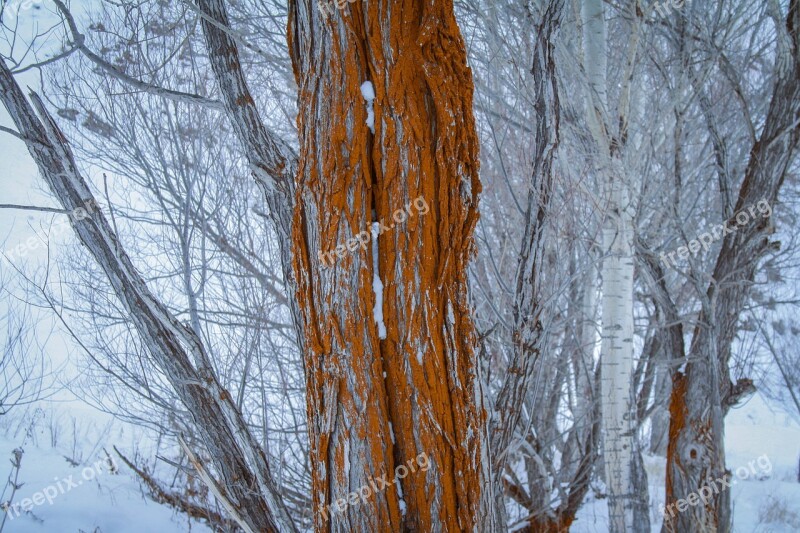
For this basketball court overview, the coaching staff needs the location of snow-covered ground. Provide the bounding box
[574,393,800,532]
[2,394,796,532]
[0,409,212,533]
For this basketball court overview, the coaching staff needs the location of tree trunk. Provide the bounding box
[288,1,491,530]
[581,0,649,530]
[649,362,671,456]
[492,0,562,485]
[600,165,641,533]
[663,2,800,530]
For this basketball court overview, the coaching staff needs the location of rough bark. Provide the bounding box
[491,2,595,529]
[663,2,800,531]
[492,0,562,476]
[0,57,296,533]
[288,1,490,531]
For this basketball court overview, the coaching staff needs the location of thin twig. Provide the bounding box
[0,204,70,214]
[51,0,223,110]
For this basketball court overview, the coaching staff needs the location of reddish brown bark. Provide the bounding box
[289,0,487,530]
[527,518,573,533]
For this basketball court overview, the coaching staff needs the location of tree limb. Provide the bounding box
[51,0,223,111]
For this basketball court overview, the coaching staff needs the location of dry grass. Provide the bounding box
[758,494,800,530]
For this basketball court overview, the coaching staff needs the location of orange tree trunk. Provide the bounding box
[288,0,489,531]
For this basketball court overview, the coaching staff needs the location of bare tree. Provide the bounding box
[657,1,800,531]
[579,0,650,530]
[1,0,495,529]
[3,1,799,531]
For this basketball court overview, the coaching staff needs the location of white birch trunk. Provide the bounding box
[600,167,637,533]
[581,1,641,530]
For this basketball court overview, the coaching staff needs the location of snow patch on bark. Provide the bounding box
[371,222,386,339]
[360,81,376,133]
[395,478,406,516]
[343,439,350,486]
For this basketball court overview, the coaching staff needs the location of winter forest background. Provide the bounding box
[0,0,799,531]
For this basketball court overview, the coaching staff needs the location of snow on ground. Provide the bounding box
[573,393,800,532]
[725,394,800,532]
[0,419,212,533]
[3,394,794,531]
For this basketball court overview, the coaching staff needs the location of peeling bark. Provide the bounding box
[492,0,562,468]
[490,2,595,529]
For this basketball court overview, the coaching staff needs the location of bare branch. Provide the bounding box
[11,45,80,75]
[179,0,284,63]
[0,53,297,533]
[0,203,70,214]
[193,0,296,192]
[177,436,256,533]
[51,0,223,110]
